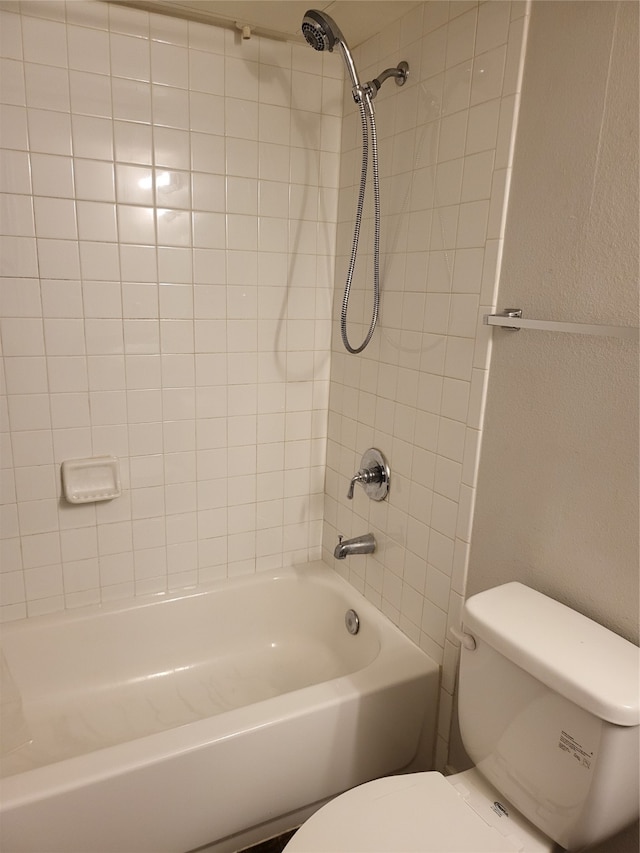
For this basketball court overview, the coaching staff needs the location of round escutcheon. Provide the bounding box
[345,609,360,635]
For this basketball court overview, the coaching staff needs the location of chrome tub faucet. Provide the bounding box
[334,533,376,559]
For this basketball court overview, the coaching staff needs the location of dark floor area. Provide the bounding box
[239,828,298,853]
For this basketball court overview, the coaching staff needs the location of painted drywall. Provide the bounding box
[465,2,638,849]
[468,0,639,636]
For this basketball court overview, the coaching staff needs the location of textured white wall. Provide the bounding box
[467,2,638,848]
[468,0,639,637]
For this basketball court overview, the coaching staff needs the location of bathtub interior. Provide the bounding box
[0,563,440,853]
[0,565,383,777]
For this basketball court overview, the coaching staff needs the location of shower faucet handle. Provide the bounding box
[347,448,390,502]
[347,468,377,499]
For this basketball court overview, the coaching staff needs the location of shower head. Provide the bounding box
[302,9,361,93]
[301,9,343,52]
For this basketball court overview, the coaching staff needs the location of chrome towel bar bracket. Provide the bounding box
[484,308,639,341]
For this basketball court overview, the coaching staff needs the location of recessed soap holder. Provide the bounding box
[61,456,121,504]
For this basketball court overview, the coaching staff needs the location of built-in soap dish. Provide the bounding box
[61,456,121,504]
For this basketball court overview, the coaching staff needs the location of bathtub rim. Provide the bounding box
[2,560,374,637]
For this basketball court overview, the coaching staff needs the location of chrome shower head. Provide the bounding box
[302,9,361,92]
[301,9,343,52]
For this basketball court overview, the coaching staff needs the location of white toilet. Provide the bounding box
[285,582,639,852]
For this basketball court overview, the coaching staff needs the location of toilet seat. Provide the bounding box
[285,771,554,853]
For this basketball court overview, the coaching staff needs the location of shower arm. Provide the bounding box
[357,61,409,103]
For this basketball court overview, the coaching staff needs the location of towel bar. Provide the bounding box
[484,309,638,341]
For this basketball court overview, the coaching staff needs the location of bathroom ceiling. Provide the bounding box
[112,1,422,46]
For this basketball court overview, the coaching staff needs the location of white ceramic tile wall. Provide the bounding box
[324,0,529,768]
[0,0,342,619]
[0,0,529,772]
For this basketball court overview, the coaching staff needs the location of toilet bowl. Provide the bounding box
[285,583,640,853]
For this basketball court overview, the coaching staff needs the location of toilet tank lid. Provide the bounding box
[462,583,640,726]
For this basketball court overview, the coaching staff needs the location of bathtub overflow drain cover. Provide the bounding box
[345,609,360,635]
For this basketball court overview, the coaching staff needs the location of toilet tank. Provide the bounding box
[458,582,639,851]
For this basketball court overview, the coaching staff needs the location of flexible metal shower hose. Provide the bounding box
[340,93,381,354]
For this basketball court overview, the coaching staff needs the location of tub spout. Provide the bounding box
[334,533,376,559]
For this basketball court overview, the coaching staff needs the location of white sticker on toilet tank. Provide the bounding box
[558,730,594,769]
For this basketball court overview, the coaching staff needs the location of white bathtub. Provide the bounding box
[0,561,439,853]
